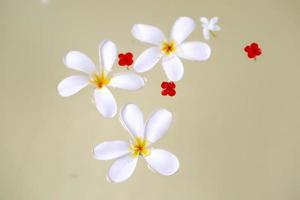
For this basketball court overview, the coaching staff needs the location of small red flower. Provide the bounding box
[161,81,176,96]
[244,42,262,59]
[118,52,133,67]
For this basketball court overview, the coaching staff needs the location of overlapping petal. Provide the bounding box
[108,155,138,183]
[99,40,117,73]
[134,47,162,73]
[57,75,89,97]
[145,149,179,176]
[109,73,144,91]
[145,109,172,143]
[94,141,130,160]
[211,25,221,31]
[94,87,117,118]
[200,17,209,24]
[177,42,211,61]
[63,51,96,74]
[132,24,165,45]
[120,104,145,139]
[162,55,184,81]
[171,17,195,44]
[203,29,210,40]
[210,17,219,24]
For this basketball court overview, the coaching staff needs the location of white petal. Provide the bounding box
[108,155,138,183]
[63,51,96,74]
[99,40,117,73]
[109,73,145,91]
[145,109,172,143]
[210,17,219,24]
[177,42,211,61]
[211,25,221,31]
[57,75,89,97]
[94,141,130,160]
[162,55,184,82]
[203,29,210,40]
[200,17,209,24]
[131,24,165,45]
[120,104,144,139]
[201,23,208,29]
[134,47,162,73]
[171,16,195,44]
[145,149,179,176]
[94,87,117,118]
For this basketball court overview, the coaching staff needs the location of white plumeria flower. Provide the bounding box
[57,40,145,118]
[132,16,211,82]
[94,104,179,183]
[200,17,221,40]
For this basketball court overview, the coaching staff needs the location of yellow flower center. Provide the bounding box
[90,70,111,89]
[161,41,176,55]
[130,137,151,157]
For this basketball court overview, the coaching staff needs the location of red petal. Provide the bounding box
[255,47,262,55]
[168,81,176,89]
[126,52,133,58]
[256,50,262,55]
[244,46,250,52]
[119,60,127,66]
[168,89,176,96]
[118,53,124,58]
[127,59,133,66]
[161,82,168,89]
[123,58,128,64]
[247,52,256,58]
[161,89,168,96]
[251,43,259,48]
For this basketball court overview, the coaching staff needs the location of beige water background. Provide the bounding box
[1,0,300,199]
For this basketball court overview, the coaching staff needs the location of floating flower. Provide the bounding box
[118,52,134,67]
[132,16,211,82]
[161,81,176,96]
[244,42,262,60]
[94,104,179,183]
[200,17,221,40]
[57,40,145,118]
